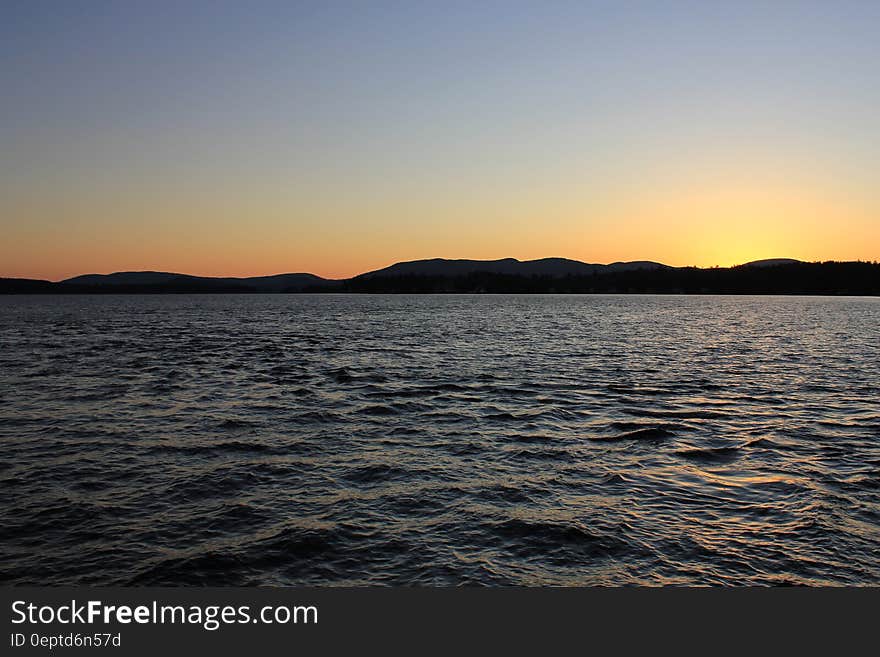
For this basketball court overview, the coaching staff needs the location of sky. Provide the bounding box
[2,1,878,280]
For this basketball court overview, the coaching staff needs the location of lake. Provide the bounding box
[1,294,878,585]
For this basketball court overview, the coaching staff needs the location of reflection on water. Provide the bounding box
[0,294,878,585]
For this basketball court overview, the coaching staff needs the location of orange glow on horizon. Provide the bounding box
[3,167,877,281]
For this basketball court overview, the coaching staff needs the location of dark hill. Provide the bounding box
[3,259,878,295]
[740,258,803,268]
[0,278,58,293]
[344,260,879,295]
[58,271,339,293]
[360,257,667,278]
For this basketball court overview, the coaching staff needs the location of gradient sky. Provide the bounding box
[2,1,878,280]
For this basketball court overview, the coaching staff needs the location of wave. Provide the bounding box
[590,427,677,442]
[675,445,743,463]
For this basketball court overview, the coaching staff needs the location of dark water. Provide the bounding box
[1,294,879,586]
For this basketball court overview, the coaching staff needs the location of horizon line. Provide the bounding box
[8,255,873,283]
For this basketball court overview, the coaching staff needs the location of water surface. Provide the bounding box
[1,294,878,585]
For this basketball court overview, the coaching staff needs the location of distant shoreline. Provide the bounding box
[2,258,879,296]
[3,291,879,297]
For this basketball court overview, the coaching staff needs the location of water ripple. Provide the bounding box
[1,293,878,585]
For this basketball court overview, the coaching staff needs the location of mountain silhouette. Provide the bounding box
[61,271,337,292]
[740,258,802,268]
[359,257,667,278]
[3,257,879,295]
[344,257,878,294]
